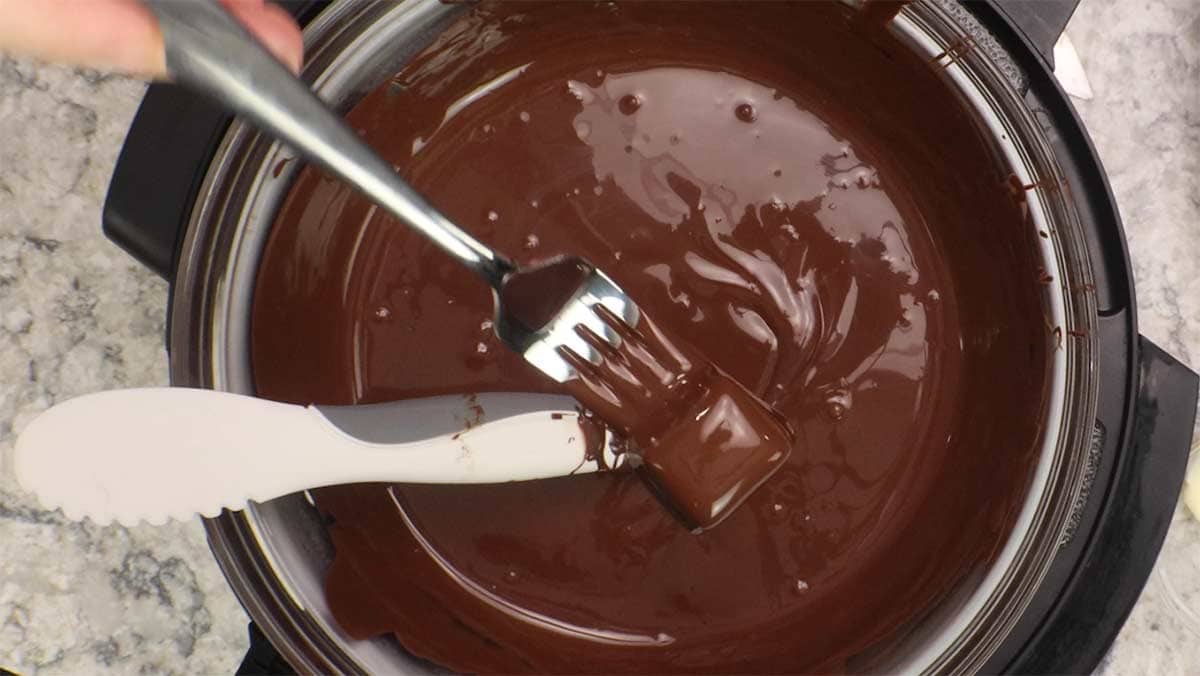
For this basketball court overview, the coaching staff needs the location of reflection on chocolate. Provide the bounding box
[250,1,1051,672]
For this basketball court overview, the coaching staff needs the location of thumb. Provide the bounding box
[0,0,304,79]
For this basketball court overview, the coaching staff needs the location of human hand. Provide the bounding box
[0,0,303,77]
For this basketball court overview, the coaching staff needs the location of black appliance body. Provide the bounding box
[100,1,1199,673]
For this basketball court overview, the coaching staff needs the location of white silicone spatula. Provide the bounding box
[13,388,619,527]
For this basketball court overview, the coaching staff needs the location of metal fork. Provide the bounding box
[144,0,638,382]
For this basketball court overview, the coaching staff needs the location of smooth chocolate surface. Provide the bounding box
[250,1,1052,672]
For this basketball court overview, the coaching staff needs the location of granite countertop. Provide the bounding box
[0,0,1197,673]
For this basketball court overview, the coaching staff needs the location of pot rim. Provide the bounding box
[170,1,1100,672]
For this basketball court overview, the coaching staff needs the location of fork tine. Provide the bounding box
[584,271,640,327]
[574,322,625,364]
[573,304,622,349]
[574,324,651,398]
[498,259,641,384]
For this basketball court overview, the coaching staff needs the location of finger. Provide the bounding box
[0,0,302,78]
[0,0,165,76]
[221,1,304,74]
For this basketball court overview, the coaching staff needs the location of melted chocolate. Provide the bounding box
[497,250,793,527]
[561,305,793,529]
[250,2,1051,672]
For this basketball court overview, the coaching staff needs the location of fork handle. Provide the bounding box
[142,0,513,287]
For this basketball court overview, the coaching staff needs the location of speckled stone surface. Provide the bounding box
[1073,1,1200,674]
[0,1,1197,674]
[0,60,251,674]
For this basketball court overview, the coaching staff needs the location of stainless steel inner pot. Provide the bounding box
[168,1,1099,672]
